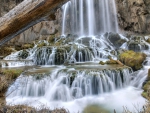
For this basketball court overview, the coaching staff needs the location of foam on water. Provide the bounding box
[6,87,145,113]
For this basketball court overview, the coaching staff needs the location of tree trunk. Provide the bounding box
[0,0,69,46]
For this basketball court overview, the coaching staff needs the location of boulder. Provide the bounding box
[18,50,29,59]
[105,32,126,49]
[119,50,146,70]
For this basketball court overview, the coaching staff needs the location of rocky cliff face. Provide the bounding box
[117,0,150,34]
[0,0,23,17]
[0,0,62,46]
[7,9,62,47]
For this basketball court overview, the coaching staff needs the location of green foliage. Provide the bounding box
[37,42,47,47]
[83,104,110,113]
[22,43,34,49]
[2,69,22,80]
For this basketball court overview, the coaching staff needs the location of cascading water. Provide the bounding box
[7,67,131,99]
[6,65,147,112]
[61,0,118,36]
[3,0,149,112]
[61,2,70,36]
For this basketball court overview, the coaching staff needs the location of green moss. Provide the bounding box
[146,36,150,43]
[99,61,105,65]
[48,35,55,44]
[22,43,34,49]
[37,42,47,47]
[142,91,148,98]
[83,104,110,113]
[2,69,22,80]
[119,50,146,70]
[0,47,15,56]
[106,60,118,64]
[143,81,150,91]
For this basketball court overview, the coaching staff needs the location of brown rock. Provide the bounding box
[117,0,150,34]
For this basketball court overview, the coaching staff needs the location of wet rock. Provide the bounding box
[18,50,29,59]
[119,50,147,70]
[106,32,126,49]
[55,48,67,65]
[128,35,149,52]
[142,73,150,99]
[99,61,105,65]
[145,35,150,43]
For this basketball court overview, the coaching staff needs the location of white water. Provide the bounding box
[61,2,70,36]
[3,34,119,66]
[2,0,149,112]
[6,65,146,112]
[6,87,145,113]
[61,0,119,36]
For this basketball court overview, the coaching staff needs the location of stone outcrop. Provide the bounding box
[117,0,150,34]
[119,50,147,70]
[0,0,68,46]
[0,0,23,17]
[0,0,63,47]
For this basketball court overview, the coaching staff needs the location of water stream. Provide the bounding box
[61,0,118,36]
[2,0,149,112]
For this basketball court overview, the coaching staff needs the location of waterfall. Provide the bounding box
[6,66,147,112]
[61,0,119,36]
[7,67,131,100]
[4,0,148,112]
[61,2,70,36]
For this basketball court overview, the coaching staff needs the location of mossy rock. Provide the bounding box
[37,42,47,47]
[142,81,150,99]
[106,32,126,48]
[2,69,23,80]
[119,50,146,70]
[55,48,66,65]
[106,60,118,64]
[146,37,150,43]
[128,42,149,52]
[22,43,34,49]
[0,47,15,56]
[83,104,110,113]
[48,34,55,44]
[143,81,150,92]
[99,61,105,65]
[142,91,148,98]
[148,69,150,80]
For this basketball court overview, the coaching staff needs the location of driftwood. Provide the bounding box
[109,57,124,66]
[99,57,124,66]
[0,0,69,46]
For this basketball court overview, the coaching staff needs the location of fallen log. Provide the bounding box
[0,0,69,46]
[99,57,124,66]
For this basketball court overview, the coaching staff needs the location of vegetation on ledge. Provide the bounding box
[99,57,124,66]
